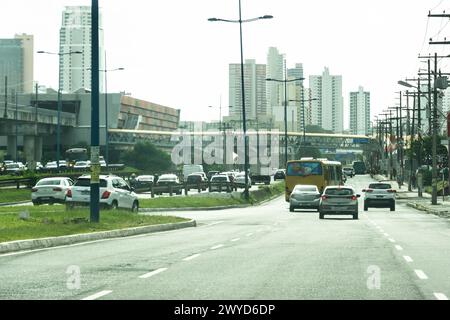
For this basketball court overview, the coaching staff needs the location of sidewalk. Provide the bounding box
[373,174,450,218]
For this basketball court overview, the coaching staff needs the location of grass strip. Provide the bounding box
[0,188,31,204]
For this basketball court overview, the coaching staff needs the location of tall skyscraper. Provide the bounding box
[266,47,284,116]
[287,63,304,86]
[59,6,104,93]
[229,59,267,121]
[349,86,370,135]
[0,34,34,94]
[309,67,343,133]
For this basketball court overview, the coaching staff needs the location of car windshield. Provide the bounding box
[369,183,391,189]
[294,186,318,192]
[74,178,107,188]
[37,179,61,186]
[287,161,322,176]
[325,188,353,196]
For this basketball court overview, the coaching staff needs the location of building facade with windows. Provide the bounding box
[349,86,370,135]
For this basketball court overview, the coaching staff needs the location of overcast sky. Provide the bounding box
[2,0,450,127]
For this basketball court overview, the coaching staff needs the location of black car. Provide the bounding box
[186,173,207,191]
[130,175,154,192]
[274,170,286,180]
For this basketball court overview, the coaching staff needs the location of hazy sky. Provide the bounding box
[2,0,450,128]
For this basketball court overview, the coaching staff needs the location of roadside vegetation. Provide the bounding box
[0,206,188,243]
[0,188,30,204]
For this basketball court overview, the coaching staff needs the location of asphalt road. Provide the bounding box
[0,174,449,300]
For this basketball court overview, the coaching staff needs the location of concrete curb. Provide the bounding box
[0,219,196,254]
[140,193,283,213]
[0,200,31,207]
[406,202,450,218]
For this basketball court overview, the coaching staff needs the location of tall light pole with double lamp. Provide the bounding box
[37,50,82,170]
[266,71,304,167]
[208,2,273,200]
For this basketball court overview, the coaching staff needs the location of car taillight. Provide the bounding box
[351,195,357,201]
[321,195,328,200]
[66,189,72,197]
[365,189,373,192]
[53,187,62,192]
[387,189,395,193]
[101,190,111,199]
[31,188,38,192]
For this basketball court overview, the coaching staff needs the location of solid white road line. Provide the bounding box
[207,221,225,227]
[395,245,403,251]
[388,238,396,243]
[210,244,224,250]
[139,268,167,279]
[183,253,201,261]
[81,290,113,300]
[434,293,449,300]
[230,238,240,242]
[414,269,428,280]
[403,255,413,263]
[383,233,389,237]
[246,233,253,237]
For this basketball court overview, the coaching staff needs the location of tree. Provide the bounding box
[121,141,173,173]
[294,145,322,159]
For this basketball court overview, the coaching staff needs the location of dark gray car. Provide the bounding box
[319,186,360,220]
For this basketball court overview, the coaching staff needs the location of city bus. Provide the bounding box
[285,158,343,201]
[65,148,88,167]
[352,161,367,175]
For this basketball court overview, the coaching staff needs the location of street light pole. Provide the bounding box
[208,3,273,200]
[432,52,438,205]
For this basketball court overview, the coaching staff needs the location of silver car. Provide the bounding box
[289,184,321,212]
[319,186,360,220]
[363,182,396,211]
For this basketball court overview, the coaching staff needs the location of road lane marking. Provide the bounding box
[230,238,240,242]
[434,293,449,300]
[403,255,413,263]
[246,233,253,237]
[388,238,396,243]
[210,244,224,250]
[183,253,201,261]
[207,221,225,227]
[414,270,428,280]
[81,290,112,300]
[395,245,403,251]
[139,268,167,279]
[383,233,389,237]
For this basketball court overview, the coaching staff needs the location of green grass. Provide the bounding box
[0,206,188,243]
[140,181,286,208]
[0,188,31,204]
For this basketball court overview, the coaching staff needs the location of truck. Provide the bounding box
[182,164,204,181]
[250,164,272,185]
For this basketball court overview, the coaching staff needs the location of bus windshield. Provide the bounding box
[287,161,322,176]
[65,148,88,163]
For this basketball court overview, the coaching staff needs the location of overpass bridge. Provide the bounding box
[108,128,378,153]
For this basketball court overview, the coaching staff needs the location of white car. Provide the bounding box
[210,174,232,192]
[45,161,58,169]
[73,161,90,169]
[66,175,139,211]
[234,172,251,188]
[363,182,396,211]
[32,177,74,205]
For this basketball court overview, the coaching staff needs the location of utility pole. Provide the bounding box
[432,52,438,205]
[3,76,7,118]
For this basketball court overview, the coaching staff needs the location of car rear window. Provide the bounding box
[212,176,227,182]
[325,188,353,196]
[37,179,61,186]
[369,183,391,189]
[295,186,317,192]
[75,178,107,188]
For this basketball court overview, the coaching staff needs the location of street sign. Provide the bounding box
[353,138,369,144]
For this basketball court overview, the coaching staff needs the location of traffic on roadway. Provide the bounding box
[0,174,449,300]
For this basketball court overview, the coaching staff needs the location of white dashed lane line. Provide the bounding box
[182,254,201,261]
[403,255,413,263]
[230,238,240,242]
[210,244,224,250]
[414,270,428,280]
[434,293,449,300]
[81,290,113,300]
[388,238,396,243]
[383,233,389,237]
[395,245,403,251]
[139,268,167,279]
[246,233,253,237]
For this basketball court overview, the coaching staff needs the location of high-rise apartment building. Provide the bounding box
[287,63,304,86]
[349,86,370,135]
[0,34,34,94]
[229,59,267,121]
[309,67,343,133]
[266,47,284,116]
[59,6,104,93]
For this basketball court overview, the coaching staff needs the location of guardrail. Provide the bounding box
[0,177,34,189]
[150,182,240,198]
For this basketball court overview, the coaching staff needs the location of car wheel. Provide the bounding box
[319,212,324,219]
[364,201,368,211]
[390,203,395,211]
[353,212,359,220]
[65,203,74,211]
[289,206,294,212]
[32,201,39,206]
[110,200,118,210]
[131,201,139,212]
